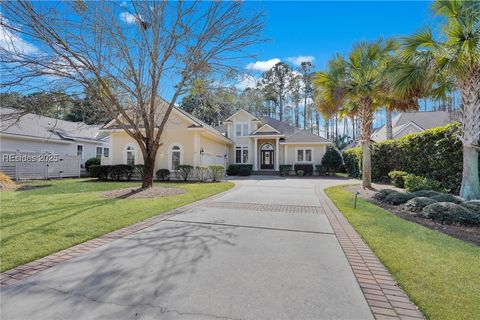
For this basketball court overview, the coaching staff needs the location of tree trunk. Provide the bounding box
[279,96,283,121]
[295,105,299,127]
[141,145,158,189]
[386,107,393,140]
[459,69,480,200]
[359,100,373,188]
[315,111,320,135]
[303,96,307,129]
[460,145,480,200]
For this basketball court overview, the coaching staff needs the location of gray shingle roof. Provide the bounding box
[215,114,329,143]
[372,111,455,142]
[1,107,106,142]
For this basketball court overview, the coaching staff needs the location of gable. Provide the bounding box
[393,122,424,138]
[225,109,260,123]
[252,123,280,134]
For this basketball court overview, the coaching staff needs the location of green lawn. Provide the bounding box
[0,179,233,272]
[325,185,480,320]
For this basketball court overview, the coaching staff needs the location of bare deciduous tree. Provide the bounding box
[0,0,264,188]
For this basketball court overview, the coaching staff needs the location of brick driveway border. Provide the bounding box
[202,201,324,214]
[0,181,241,288]
[315,184,425,320]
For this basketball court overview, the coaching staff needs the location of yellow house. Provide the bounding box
[102,107,330,173]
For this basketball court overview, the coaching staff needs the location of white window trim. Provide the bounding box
[76,144,84,159]
[295,148,313,163]
[96,146,103,158]
[169,143,184,171]
[123,144,137,165]
[235,144,249,164]
[234,122,250,138]
[103,147,110,157]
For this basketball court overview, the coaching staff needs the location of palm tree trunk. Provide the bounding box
[386,107,393,140]
[459,70,480,200]
[359,99,373,188]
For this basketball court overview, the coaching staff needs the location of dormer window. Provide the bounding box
[235,123,249,137]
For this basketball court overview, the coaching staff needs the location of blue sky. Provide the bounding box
[243,1,436,71]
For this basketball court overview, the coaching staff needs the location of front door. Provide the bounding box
[260,143,274,169]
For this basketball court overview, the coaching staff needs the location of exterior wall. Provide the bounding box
[0,135,108,166]
[282,144,327,166]
[107,111,229,172]
[227,110,261,165]
[1,135,75,154]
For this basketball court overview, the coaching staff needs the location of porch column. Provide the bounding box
[284,144,288,164]
[275,138,279,171]
[253,138,258,171]
[193,131,200,167]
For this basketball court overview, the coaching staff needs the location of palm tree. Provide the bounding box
[391,0,480,199]
[315,39,395,187]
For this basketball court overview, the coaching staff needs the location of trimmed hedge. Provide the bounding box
[388,171,408,188]
[404,197,437,212]
[279,165,292,176]
[156,169,170,181]
[209,165,225,181]
[89,164,134,181]
[342,122,478,194]
[227,164,253,176]
[321,145,343,174]
[85,157,101,172]
[177,165,194,181]
[294,164,313,176]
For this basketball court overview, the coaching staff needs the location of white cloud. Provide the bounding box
[245,58,280,72]
[119,11,140,24]
[0,16,38,55]
[235,74,258,90]
[286,55,315,66]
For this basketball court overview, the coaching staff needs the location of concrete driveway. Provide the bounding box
[1,176,373,320]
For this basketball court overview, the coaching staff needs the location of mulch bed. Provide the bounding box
[347,184,480,246]
[101,186,186,199]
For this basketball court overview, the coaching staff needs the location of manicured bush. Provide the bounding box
[238,166,252,176]
[195,166,209,182]
[404,197,437,213]
[109,164,134,181]
[342,147,362,179]
[383,191,415,205]
[412,190,442,198]
[460,200,480,214]
[404,174,446,192]
[209,165,225,181]
[297,170,305,176]
[373,189,397,201]
[279,165,292,176]
[342,123,477,194]
[315,164,328,176]
[422,202,480,225]
[388,171,409,188]
[294,164,313,176]
[321,145,344,174]
[89,165,110,181]
[177,165,194,181]
[134,164,145,179]
[85,157,101,172]
[227,164,253,176]
[156,169,170,181]
[430,193,463,204]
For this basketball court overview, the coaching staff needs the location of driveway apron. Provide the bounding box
[1,177,373,320]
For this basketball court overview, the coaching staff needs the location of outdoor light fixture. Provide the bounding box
[200,148,204,155]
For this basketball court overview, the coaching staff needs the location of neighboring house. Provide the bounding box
[371,111,454,142]
[0,108,110,168]
[102,106,330,173]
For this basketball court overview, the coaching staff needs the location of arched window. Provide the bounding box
[125,145,136,165]
[261,143,274,151]
[170,145,182,171]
